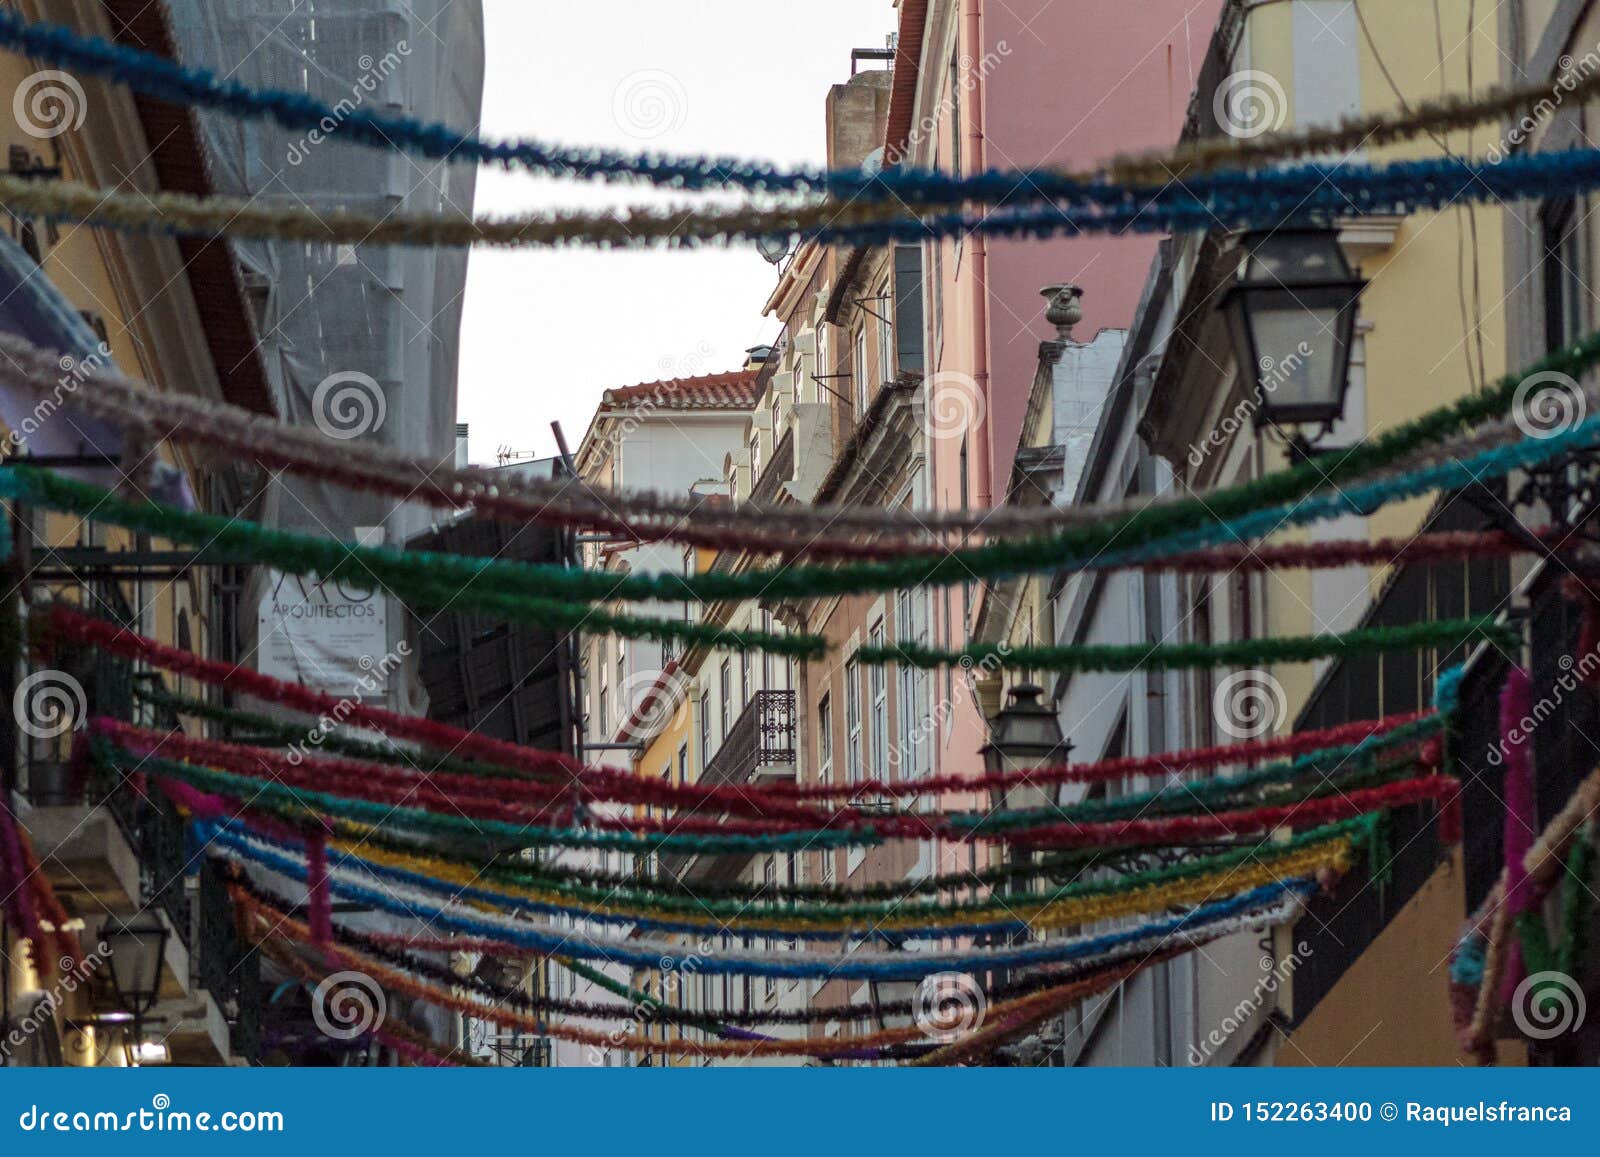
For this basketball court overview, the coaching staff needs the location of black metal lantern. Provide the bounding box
[980,683,1072,811]
[103,914,169,1020]
[1221,228,1366,432]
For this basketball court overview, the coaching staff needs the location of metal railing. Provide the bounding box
[659,691,796,884]
[700,690,796,789]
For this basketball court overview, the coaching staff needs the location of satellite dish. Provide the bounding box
[756,235,790,265]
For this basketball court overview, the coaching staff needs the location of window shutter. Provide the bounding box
[893,244,925,373]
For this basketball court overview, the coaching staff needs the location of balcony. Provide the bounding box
[14,600,242,1065]
[661,691,796,885]
[702,690,797,790]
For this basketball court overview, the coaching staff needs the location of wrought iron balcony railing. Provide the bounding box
[659,691,796,886]
[700,690,797,790]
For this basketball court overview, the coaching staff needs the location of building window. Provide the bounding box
[893,246,924,373]
[762,857,777,999]
[855,326,869,412]
[896,590,931,779]
[699,690,711,770]
[750,435,760,480]
[720,659,733,740]
[677,742,688,784]
[942,586,954,720]
[598,677,609,737]
[845,661,863,784]
[616,638,626,690]
[948,50,962,176]
[1544,197,1584,354]
[761,611,774,689]
[868,621,888,780]
[817,693,833,784]
[876,283,894,380]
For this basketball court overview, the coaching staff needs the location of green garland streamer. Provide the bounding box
[5,328,1600,618]
[953,753,1421,835]
[355,819,1372,925]
[131,686,531,783]
[137,684,1438,825]
[1515,827,1594,1000]
[1557,827,1594,982]
[93,743,879,855]
[359,822,1148,901]
[857,617,1516,672]
[0,465,824,658]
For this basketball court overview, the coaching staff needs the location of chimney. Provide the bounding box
[455,422,469,468]
[744,345,774,370]
[825,65,894,170]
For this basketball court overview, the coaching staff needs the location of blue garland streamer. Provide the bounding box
[202,820,1316,980]
[6,5,1600,244]
[1094,412,1600,573]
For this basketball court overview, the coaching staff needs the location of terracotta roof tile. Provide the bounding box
[602,371,760,411]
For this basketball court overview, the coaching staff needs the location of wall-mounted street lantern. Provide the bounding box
[980,683,1072,812]
[1221,228,1366,452]
[104,914,168,1018]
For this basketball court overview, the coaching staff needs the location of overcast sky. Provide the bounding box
[455,1,897,465]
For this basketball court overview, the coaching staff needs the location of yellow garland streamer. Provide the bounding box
[338,834,1352,934]
[236,889,1125,1059]
[0,172,888,250]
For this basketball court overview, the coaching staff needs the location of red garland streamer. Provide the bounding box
[765,710,1434,802]
[306,833,333,949]
[101,721,843,838]
[1007,776,1457,850]
[113,719,1443,851]
[50,606,1436,809]
[1144,529,1544,575]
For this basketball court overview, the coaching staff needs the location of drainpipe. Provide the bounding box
[965,0,994,509]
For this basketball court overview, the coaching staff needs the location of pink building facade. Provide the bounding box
[890,0,1223,781]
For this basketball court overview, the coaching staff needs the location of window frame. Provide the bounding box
[844,660,863,785]
[868,620,888,780]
